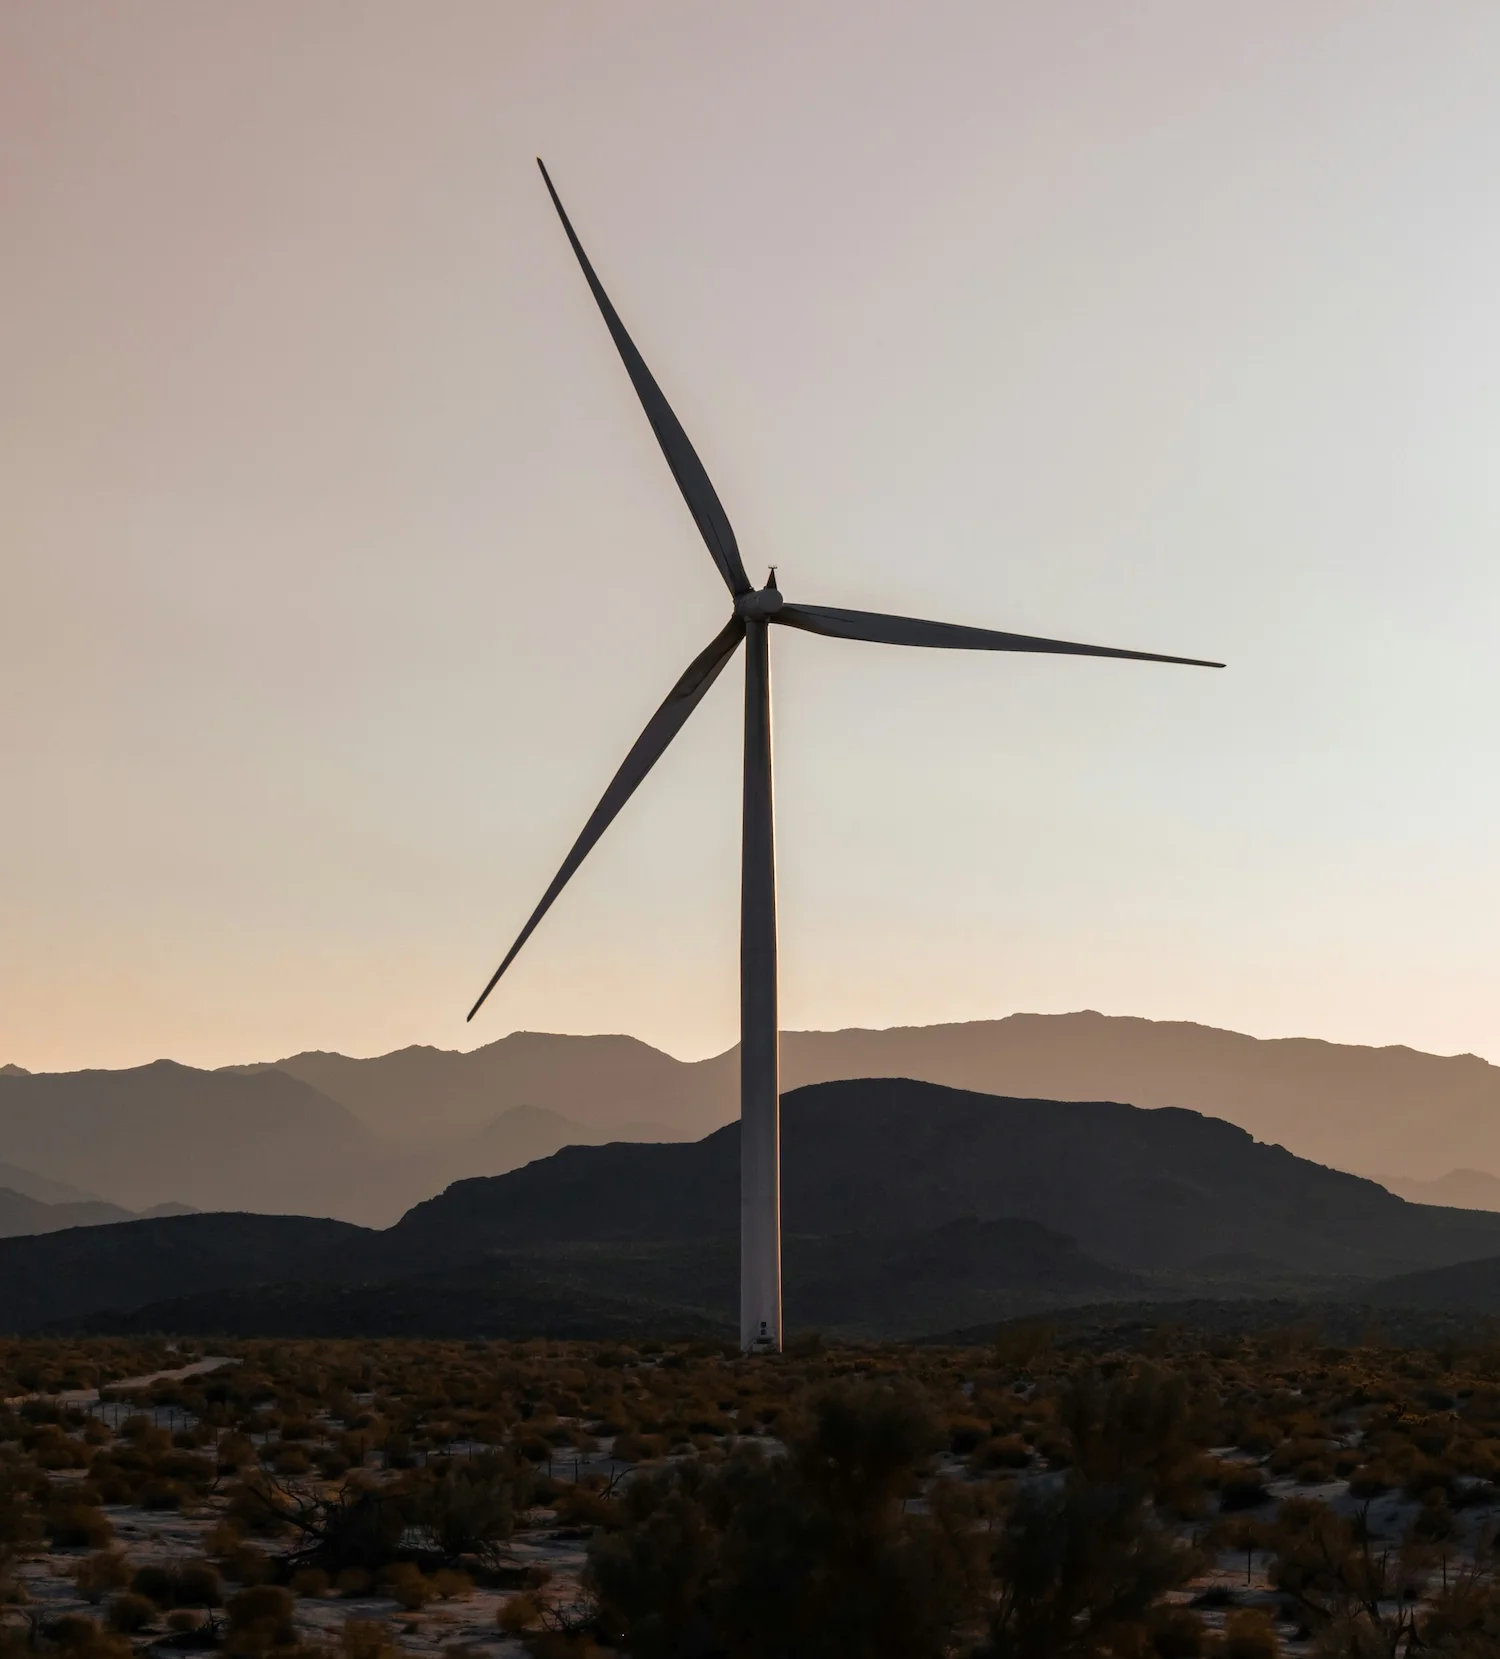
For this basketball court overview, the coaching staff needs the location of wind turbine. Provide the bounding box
[468,160,1223,1352]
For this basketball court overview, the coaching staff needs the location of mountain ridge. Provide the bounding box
[19,1012,1500,1225]
[228,1012,1500,1187]
[20,1078,1500,1340]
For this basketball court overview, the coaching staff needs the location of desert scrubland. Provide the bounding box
[0,1324,1497,1655]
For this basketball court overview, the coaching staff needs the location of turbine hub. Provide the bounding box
[736,589,784,620]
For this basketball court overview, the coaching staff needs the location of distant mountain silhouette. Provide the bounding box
[0,1189,133,1237]
[230,1013,1500,1186]
[0,1189,199,1239]
[23,1013,1500,1224]
[0,1062,391,1220]
[0,1162,102,1207]
[21,1079,1500,1340]
[1377,1169,1500,1212]
[0,1061,684,1226]
[227,1034,701,1140]
[460,1105,680,1169]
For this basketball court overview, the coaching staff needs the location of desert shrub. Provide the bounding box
[408,1460,522,1564]
[497,1594,540,1635]
[225,1584,295,1648]
[156,1450,214,1487]
[271,1446,311,1477]
[974,1435,1031,1472]
[1347,1462,1393,1499]
[335,1569,372,1598]
[1219,1474,1271,1511]
[33,1437,89,1470]
[1221,1607,1280,1658]
[289,1568,328,1598]
[552,1484,620,1531]
[590,1379,981,1659]
[132,1565,177,1606]
[175,1563,223,1608]
[1058,1363,1213,1514]
[226,1545,271,1586]
[0,1478,42,1546]
[138,1476,189,1510]
[430,1569,471,1600]
[106,1593,157,1634]
[48,1503,112,1549]
[46,1613,132,1659]
[74,1552,132,1604]
[46,1614,99,1647]
[1404,1460,1455,1504]
[379,1563,435,1612]
[205,1521,242,1558]
[609,1432,665,1464]
[988,1474,1202,1658]
[339,1619,398,1659]
[234,1473,408,1576]
[218,1435,256,1472]
[1147,1604,1208,1657]
[525,1636,607,1659]
[1266,1497,1420,1653]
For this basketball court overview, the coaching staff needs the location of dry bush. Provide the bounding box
[224,1583,296,1651]
[47,1504,112,1550]
[339,1619,397,1659]
[175,1562,223,1608]
[105,1593,156,1635]
[1222,1606,1281,1657]
[73,1552,131,1605]
[379,1563,435,1612]
[497,1593,540,1635]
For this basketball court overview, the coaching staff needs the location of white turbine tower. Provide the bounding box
[467,161,1223,1352]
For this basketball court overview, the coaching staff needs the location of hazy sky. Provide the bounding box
[6,2,1500,1073]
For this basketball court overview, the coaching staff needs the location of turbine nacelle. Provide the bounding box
[735,587,785,620]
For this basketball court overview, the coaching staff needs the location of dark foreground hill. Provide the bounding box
[1364,1254,1500,1314]
[18,1078,1500,1340]
[381,1079,1500,1279]
[60,1217,1141,1341]
[0,1214,371,1331]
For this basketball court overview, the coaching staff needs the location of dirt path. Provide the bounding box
[3,1353,239,1409]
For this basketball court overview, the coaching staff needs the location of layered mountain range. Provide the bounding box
[15,1078,1500,1340]
[8,1013,1500,1225]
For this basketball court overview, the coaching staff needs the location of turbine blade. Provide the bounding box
[537,160,752,598]
[467,618,746,1022]
[775,604,1223,668]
